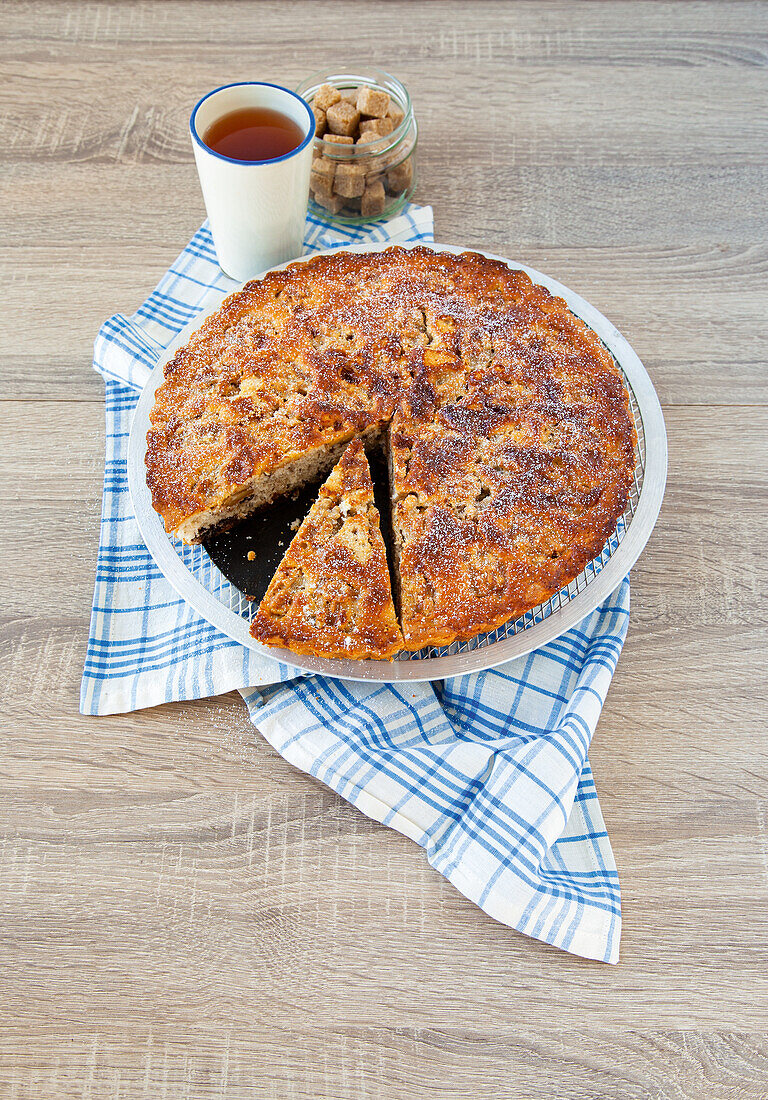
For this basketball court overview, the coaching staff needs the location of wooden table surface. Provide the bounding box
[2,2,767,1096]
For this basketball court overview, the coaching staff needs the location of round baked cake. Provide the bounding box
[146,246,637,656]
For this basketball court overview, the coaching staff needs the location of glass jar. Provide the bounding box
[295,67,418,224]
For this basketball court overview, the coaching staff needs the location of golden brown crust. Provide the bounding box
[146,246,637,657]
[389,290,636,649]
[250,439,403,660]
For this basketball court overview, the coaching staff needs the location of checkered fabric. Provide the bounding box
[82,204,629,962]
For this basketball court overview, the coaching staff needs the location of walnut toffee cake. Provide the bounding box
[146,247,636,659]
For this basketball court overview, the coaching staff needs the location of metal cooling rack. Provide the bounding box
[128,243,666,683]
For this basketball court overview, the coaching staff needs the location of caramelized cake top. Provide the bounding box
[146,246,636,656]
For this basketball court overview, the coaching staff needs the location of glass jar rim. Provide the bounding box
[295,67,414,158]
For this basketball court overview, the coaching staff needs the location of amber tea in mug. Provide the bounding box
[203,106,305,162]
[190,82,315,280]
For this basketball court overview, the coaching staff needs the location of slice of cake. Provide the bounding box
[250,438,403,660]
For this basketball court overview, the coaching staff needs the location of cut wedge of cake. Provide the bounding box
[250,438,403,660]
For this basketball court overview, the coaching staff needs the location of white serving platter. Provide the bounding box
[128,242,667,682]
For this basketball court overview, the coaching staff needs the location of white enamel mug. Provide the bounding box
[190,82,316,281]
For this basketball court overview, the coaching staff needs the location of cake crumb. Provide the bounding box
[247,550,256,561]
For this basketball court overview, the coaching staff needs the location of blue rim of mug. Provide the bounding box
[189,81,316,165]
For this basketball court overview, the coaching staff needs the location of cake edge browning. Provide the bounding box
[392,489,632,653]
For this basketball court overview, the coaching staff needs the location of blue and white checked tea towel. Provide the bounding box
[82,204,629,963]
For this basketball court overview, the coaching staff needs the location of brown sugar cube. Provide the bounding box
[341,88,359,103]
[386,156,413,193]
[311,157,336,187]
[312,106,326,137]
[355,133,385,169]
[314,184,336,206]
[333,161,366,198]
[326,99,361,137]
[323,133,355,146]
[313,83,341,112]
[314,190,344,214]
[311,172,335,204]
[361,180,386,218]
[356,130,385,147]
[359,117,394,138]
[356,132,391,169]
[356,85,390,119]
[387,105,405,129]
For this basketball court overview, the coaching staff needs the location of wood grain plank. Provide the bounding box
[2,237,767,404]
[2,1,768,1094]
[0,1027,766,1100]
[3,0,767,62]
[2,159,766,251]
[0,620,766,799]
[0,786,765,1032]
[1,403,766,621]
[2,59,765,167]
[2,616,768,786]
